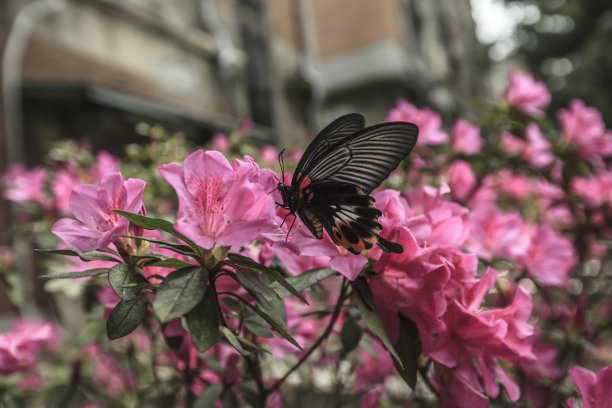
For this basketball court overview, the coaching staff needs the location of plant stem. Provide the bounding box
[266,278,349,395]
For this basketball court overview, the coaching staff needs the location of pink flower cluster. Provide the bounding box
[559,99,612,162]
[387,99,448,146]
[1,150,120,217]
[503,70,551,116]
[0,319,58,375]
[368,186,534,404]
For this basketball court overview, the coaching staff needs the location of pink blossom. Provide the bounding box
[88,151,120,182]
[451,119,484,155]
[1,163,50,209]
[503,125,555,169]
[572,170,612,207]
[503,70,551,116]
[260,144,279,166]
[428,284,534,403]
[51,168,81,215]
[567,365,612,408]
[211,132,231,152]
[466,205,529,260]
[387,99,448,145]
[402,184,470,249]
[518,333,564,406]
[354,340,395,407]
[523,122,555,168]
[519,225,577,287]
[83,343,137,396]
[0,320,58,375]
[446,160,476,201]
[51,173,146,252]
[158,150,278,250]
[558,99,612,160]
[468,176,499,209]
[501,131,526,156]
[494,169,532,201]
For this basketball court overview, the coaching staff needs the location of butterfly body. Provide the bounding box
[278,114,418,255]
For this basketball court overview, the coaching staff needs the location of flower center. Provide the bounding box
[195,175,227,238]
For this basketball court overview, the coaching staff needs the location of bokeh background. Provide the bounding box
[1,0,612,404]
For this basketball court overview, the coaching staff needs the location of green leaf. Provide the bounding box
[193,384,223,408]
[114,210,201,253]
[352,280,402,369]
[219,326,250,356]
[222,389,239,408]
[230,293,300,350]
[269,268,336,297]
[234,265,280,302]
[186,287,220,352]
[221,297,243,313]
[244,314,273,338]
[340,315,363,355]
[393,314,420,388]
[239,380,262,408]
[144,258,194,269]
[106,293,149,340]
[40,268,109,279]
[228,253,307,303]
[36,248,120,262]
[153,266,209,323]
[108,264,145,301]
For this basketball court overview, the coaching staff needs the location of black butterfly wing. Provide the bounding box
[293,113,365,182]
[297,181,402,254]
[303,122,419,194]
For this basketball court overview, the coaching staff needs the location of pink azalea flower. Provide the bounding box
[523,122,555,168]
[465,205,529,260]
[1,163,51,209]
[501,131,526,156]
[51,173,146,252]
[0,319,58,375]
[402,184,470,249]
[51,168,81,215]
[446,160,476,201]
[572,169,612,207]
[428,284,534,403]
[83,343,137,396]
[503,125,555,169]
[354,340,395,407]
[211,132,231,152]
[158,150,278,250]
[468,176,499,209]
[518,333,564,406]
[387,99,448,146]
[567,365,612,408]
[88,151,120,182]
[451,119,484,155]
[260,144,279,166]
[558,99,612,160]
[519,225,577,287]
[503,70,551,116]
[495,170,532,201]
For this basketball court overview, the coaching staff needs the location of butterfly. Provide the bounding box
[276,113,419,255]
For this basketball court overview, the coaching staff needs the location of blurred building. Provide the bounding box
[1,0,483,165]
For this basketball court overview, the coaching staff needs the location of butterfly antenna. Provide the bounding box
[278,148,286,183]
